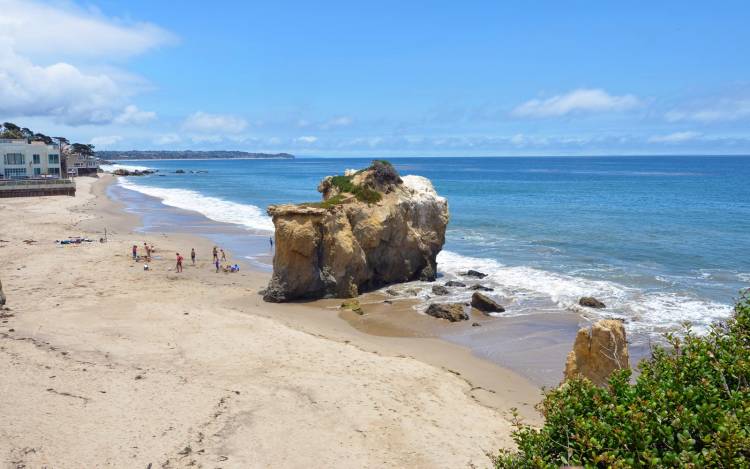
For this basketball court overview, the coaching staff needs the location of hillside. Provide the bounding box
[98,150,294,160]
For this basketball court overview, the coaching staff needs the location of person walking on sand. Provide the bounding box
[212,246,218,263]
[132,244,138,260]
[176,252,184,273]
[191,248,196,265]
[269,236,274,249]
[220,248,226,261]
[214,257,220,273]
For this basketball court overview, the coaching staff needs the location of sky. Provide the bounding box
[1,0,749,156]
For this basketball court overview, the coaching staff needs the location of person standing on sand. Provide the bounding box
[220,249,226,261]
[213,246,218,263]
[214,257,220,273]
[269,237,273,249]
[132,244,137,260]
[176,253,184,273]
[191,248,196,265]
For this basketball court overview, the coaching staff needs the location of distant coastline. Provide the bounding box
[98,150,294,160]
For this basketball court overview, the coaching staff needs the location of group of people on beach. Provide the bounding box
[132,243,238,274]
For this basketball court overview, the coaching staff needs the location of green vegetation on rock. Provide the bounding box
[329,174,383,204]
[492,289,750,468]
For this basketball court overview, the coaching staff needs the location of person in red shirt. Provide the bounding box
[176,252,184,273]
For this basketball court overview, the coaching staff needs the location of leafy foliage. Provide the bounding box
[493,289,750,468]
[329,174,383,204]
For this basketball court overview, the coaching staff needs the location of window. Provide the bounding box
[33,168,41,176]
[5,168,27,179]
[33,154,40,164]
[4,153,25,165]
[48,154,60,165]
[48,168,60,176]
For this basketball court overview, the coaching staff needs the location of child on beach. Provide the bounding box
[176,253,184,273]
[220,249,226,261]
[269,237,274,248]
[214,257,220,273]
[132,245,137,260]
[213,246,218,262]
[191,248,196,265]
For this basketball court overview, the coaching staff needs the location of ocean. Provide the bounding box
[105,156,750,344]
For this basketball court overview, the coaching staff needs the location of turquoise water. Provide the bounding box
[107,156,750,338]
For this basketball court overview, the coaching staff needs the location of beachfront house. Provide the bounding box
[0,139,63,180]
[65,152,100,177]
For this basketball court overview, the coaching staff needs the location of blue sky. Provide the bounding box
[1,0,749,155]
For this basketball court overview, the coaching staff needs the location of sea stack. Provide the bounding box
[263,161,449,302]
[563,319,630,387]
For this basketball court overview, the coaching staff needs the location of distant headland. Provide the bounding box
[97,150,294,160]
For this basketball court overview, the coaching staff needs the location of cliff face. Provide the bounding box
[563,319,630,387]
[263,162,449,302]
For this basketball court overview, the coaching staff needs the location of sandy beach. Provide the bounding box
[0,175,541,468]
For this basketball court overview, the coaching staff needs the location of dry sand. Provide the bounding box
[0,175,541,468]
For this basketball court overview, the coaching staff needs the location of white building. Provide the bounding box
[65,153,100,176]
[0,139,63,179]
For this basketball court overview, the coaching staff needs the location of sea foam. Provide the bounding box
[384,250,734,337]
[118,178,274,233]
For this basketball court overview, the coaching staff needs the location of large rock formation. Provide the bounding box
[563,319,630,386]
[264,161,449,302]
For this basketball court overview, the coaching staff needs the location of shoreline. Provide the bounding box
[103,174,544,406]
[108,172,586,388]
[0,175,542,467]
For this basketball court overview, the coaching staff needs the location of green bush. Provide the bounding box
[493,289,750,468]
[328,174,382,204]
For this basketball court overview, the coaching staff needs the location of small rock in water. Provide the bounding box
[383,300,393,304]
[463,270,488,279]
[471,322,481,327]
[384,288,399,296]
[579,297,606,309]
[431,285,450,296]
[425,303,469,322]
[470,292,505,313]
[469,284,494,292]
[444,280,466,287]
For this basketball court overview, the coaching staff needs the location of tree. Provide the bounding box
[71,143,95,157]
[1,122,22,139]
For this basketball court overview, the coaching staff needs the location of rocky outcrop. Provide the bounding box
[579,297,606,308]
[469,284,494,292]
[431,285,450,296]
[470,292,504,313]
[425,303,468,322]
[0,278,5,306]
[112,168,155,176]
[464,270,487,279]
[444,280,466,288]
[264,161,449,302]
[563,319,629,387]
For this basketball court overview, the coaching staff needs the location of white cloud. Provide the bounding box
[154,133,181,145]
[0,0,177,61]
[182,112,248,134]
[0,1,175,125]
[320,116,353,130]
[0,45,122,124]
[114,105,156,125]
[648,131,702,143]
[296,136,318,144]
[512,88,641,117]
[90,135,122,146]
[665,99,750,123]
